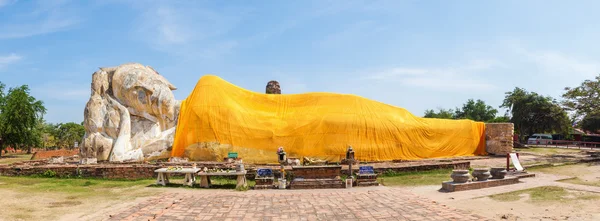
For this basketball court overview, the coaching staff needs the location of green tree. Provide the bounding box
[580,112,600,133]
[41,122,58,149]
[51,122,85,149]
[0,82,5,156]
[501,87,570,139]
[0,84,46,154]
[454,99,498,122]
[423,108,455,119]
[487,115,511,123]
[562,74,600,118]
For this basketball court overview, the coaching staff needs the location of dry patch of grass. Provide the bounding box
[519,147,580,155]
[559,177,600,187]
[0,176,160,220]
[0,153,33,165]
[380,169,452,186]
[528,163,592,176]
[489,186,600,203]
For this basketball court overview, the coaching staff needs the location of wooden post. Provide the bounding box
[506,153,510,171]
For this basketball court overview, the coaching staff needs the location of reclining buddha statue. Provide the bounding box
[81,63,486,163]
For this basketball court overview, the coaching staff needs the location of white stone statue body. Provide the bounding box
[81,63,180,162]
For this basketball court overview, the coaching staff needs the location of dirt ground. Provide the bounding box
[401,154,600,221]
[0,177,172,221]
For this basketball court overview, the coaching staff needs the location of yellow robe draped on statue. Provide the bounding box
[171,75,486,163]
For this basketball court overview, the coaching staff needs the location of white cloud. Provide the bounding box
[0,53,22,69]
[133,3,247,58]
[362,59,499,91]
[0,0,80,39]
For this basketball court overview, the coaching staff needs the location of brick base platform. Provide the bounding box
[0,159,471,181]
[253,177,275,190]
[441,176,520,192]
[356,174,379,187]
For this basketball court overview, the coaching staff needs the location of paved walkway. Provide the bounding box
[106,186,490,221]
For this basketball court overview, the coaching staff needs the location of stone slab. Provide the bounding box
[442,176,520,192]
[155,168,200,173]
[253,185,275,190]
[290,178,345,189]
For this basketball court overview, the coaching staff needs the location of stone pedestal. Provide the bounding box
[289,166,344,189]
[490,167,507,179]
[472,168,491,181]
[450,170,470,183]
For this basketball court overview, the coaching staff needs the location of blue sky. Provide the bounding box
[1,0,599,123]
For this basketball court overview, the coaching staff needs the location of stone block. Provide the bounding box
[485,123,514,155]
[289,178,345,189]
[47,156,64,164]
[441,176,519,192]
[80,158,98,164]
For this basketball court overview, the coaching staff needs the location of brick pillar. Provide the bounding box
[485,123,514,155]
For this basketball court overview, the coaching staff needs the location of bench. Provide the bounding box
[197,170,247,189]
[154,167,200,187]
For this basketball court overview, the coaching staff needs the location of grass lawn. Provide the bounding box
[488,186,600,203]
[380,169,452,186]
[519,147,581,155]
[0,153,33,165]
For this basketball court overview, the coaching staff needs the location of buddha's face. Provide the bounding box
[111,64,178,125]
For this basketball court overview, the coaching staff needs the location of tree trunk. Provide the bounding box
[27,145,32,154]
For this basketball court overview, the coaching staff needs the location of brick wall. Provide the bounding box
[0,161,470,180]
[31,149,79,160]
[485,123,514,155]
[0,164,161,180]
